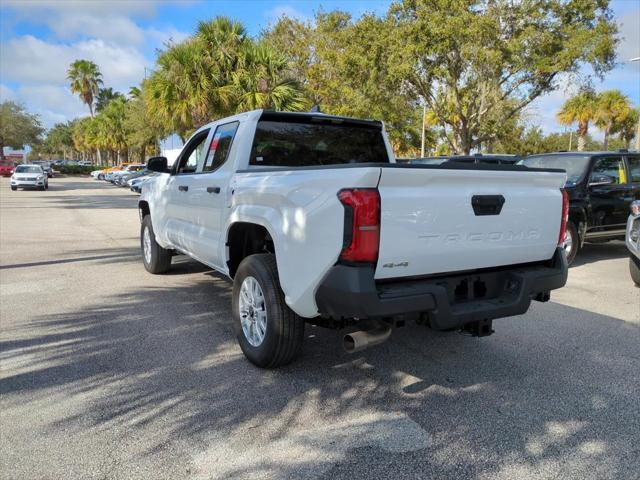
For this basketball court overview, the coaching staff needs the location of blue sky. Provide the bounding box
[0,0,638,140]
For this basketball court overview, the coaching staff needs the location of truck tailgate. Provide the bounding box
[375,166,567,279]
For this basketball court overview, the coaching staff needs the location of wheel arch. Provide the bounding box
[226,221,276,278]
[138,200,150,219]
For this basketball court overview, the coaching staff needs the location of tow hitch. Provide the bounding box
[461,319,494,337]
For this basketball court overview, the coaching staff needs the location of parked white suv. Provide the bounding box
[139,110,568,367]
[11,165,48,191]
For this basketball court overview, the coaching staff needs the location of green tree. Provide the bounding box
[594,90,631,150]
[126,93,161,162]
[67,60,103,117]
[557,90,598,151]
[96,87,125,113]
[0,101,44,160]
[263,12,421,154]
[386,0,617,154]
[42,121,75,159]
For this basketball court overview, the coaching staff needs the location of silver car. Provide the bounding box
[10,165,49,191]
[627,200,640,286]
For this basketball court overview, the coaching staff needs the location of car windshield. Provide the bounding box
[520,155,591,185]
[15,165,42,174]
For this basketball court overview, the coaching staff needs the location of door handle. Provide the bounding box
[207,186,221,194]
[178,185,188,192]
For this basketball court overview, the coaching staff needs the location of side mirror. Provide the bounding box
[147,156,168,173]
[589,174,614,187]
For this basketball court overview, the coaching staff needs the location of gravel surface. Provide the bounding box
[1,176,638,480]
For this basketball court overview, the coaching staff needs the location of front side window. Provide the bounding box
[591,157,625,185]
[202,122,239,172]
[176,130,209,174]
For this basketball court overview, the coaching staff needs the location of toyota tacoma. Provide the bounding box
[139,110,569,367]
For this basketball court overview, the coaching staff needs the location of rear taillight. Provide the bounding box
[558,188,569,247]
[338,188,380,263]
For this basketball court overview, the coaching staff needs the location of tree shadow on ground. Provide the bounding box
[1,267,638,479]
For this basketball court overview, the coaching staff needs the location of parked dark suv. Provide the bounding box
[520,151,640,264]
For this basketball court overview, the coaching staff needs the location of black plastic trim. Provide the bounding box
[315,248,568,329]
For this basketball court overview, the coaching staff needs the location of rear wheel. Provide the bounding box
[140,215,172,274]
[563,221,580,266]
[630,256,640,287]
[232,254,305,368]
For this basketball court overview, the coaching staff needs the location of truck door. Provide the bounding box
[587,156,629,234]
[164,129,210,253]
[189,121,240,270]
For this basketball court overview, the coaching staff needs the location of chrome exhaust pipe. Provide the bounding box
[343,323,392,353]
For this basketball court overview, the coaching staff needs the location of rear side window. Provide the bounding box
[203,121,239,172]
[249,119,389,167]
[628,156,640,183]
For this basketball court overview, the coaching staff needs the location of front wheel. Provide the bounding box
[232,254,305,368]
[10,186,17,191]
[140,215,172,274]
[630,256,640,287]
[562,221,580,266]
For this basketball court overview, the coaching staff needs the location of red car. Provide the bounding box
[0,161,15,177]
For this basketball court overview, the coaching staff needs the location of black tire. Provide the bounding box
[140,215,172,274]
[45,182,49,190]
[630,256,640,287]
[563,221,580,266]
[10,186,17,191]
[232,254,305,368]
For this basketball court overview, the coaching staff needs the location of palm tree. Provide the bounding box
[557,90,597,151]
[67,60,103,117]
[612,108,639,149]
[95,87,124,113]
[145,39,212,140]
[594,90,631,150]
[229,43,306,112]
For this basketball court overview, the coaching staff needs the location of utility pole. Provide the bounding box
[632,58,640,151]
[420,103,427,157]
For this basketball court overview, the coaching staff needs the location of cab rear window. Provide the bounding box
[249,117,389,167]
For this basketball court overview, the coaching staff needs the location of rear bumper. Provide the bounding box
[315,248,568,330]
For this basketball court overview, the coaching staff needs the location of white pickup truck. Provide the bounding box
[139,110,568,367]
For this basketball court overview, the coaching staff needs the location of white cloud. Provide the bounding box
[49,13,146,46]
[265,4,309,24]
[2,0,158,17]
[0,35,150,92]
[145,26,191,48]
[617,8,640,62]
[1,83,89,128]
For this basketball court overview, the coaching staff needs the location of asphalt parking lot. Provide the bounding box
[1,176,638,480]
